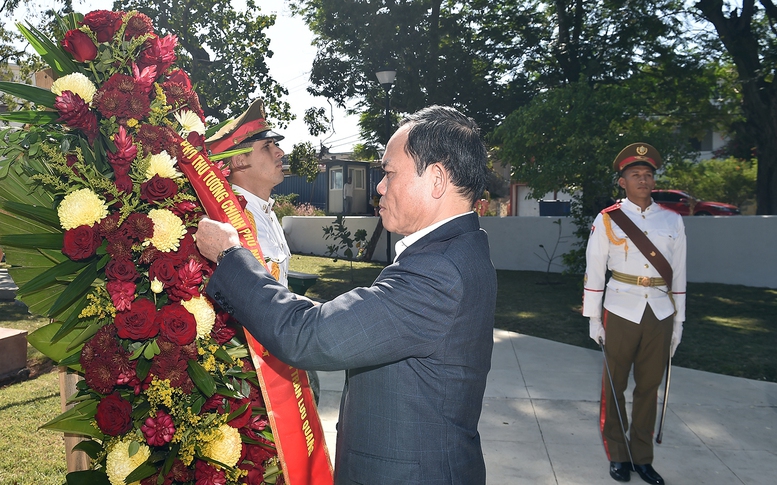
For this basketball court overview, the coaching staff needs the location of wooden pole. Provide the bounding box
[58,366,90,472]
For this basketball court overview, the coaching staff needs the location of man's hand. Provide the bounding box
[589,319,606,346]
[195,217,241,263]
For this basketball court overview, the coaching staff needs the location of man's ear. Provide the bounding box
[429,162,448,199]
[230,153,248,172]
[617,176,626,190]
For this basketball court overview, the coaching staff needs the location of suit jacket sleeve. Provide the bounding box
[206,247,465,371]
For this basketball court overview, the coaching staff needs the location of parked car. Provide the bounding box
[651,190,740,216]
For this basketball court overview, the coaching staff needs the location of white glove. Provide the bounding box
[670,322,683,357]
[589,319,606,346]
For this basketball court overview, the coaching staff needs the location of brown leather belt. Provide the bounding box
[611,270,666,287]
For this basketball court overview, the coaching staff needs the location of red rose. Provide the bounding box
[107,280,135,312]
[140,175,178,203]
[114,174,133,193]
[61,29,97,62]
[115,298,158,340]
[62,225,101,260]
[149,255,178,287]
[156,303,196,345]
[81,10,124,43]
[95,392,133,436]
[105,258,139,282]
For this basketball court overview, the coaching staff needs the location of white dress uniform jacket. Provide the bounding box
[583,198,686,327]
[232,184,291,288]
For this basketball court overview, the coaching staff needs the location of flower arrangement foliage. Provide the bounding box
[0,10,283,485]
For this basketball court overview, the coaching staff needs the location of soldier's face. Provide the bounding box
[618,165,655,199]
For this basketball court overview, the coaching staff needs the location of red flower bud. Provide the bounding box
[61,29,98,62]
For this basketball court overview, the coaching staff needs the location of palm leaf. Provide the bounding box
[0,199,59,227]
[0,233,63,249]
[0,111,61,125]
[48,257,102,318]
[27,320,87,364]
[15,259,87,296]
[17,22,80,78]
[40,398,103,439]
[0,81,57,108]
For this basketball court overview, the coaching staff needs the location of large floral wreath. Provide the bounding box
[0,10,283,485]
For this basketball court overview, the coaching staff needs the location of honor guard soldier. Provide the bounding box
[583,143,687,484]
[205,100,291,287]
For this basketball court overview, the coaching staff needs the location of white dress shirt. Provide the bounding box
[232,184,291,288]
[394,212,471,261]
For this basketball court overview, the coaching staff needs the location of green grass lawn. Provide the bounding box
[0,253,774,483]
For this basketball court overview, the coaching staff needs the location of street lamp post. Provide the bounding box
[375,68,396,264]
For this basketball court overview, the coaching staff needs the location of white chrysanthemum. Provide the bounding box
[145,209,186,252]
[51,72,97,104]
[57,188,109,230]
[145,150,182,181]
[105,439,150,485]
[174,110,206,137]
[181,295,216,338]
[200,424,242,468]
[150,277,164,294]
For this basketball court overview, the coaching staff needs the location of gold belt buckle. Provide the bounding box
[637,276,651,287]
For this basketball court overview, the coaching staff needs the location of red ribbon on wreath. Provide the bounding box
[176,136,334,484]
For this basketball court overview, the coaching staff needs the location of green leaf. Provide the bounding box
[27,321,86,363]
[188,360,216,397]
[124,463,157,484]
[72,439,104,459]
[15,258,87,296]
[0,81,57,108]
[40,399,104,439]
[17,22,80,78]
[51,294,90,342]
[66,470,111,485]
[0,110,61,125]
[0,232,63,249]
[48,258,101,318]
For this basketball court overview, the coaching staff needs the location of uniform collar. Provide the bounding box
[620,197,655,214]
[232,184,275,214]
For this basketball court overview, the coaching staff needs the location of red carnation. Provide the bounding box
[212,311,236,345]
[81,10,123,43]
[107,280,135,312]
[114,174,134,194]
[95,392,133,436]
[115,298,158,340]
[105,258,139,282]
[141,409,175,446]
[141,175,178,203]
[62,224,102,260]
[156,303,197,345]
[61,29,97,62]
[54,91,99,143]
[124,12,154,39]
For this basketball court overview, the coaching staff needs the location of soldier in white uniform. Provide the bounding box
[206,100,291,287]
[583,143,686,485]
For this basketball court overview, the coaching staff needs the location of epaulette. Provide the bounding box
[601,202,622,214]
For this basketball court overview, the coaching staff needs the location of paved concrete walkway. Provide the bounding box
[316,329,777,484]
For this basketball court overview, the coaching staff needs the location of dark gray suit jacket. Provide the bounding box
[207,212,497,484]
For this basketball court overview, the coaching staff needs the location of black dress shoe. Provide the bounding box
[609,461,632,482]
[633,464,664,485]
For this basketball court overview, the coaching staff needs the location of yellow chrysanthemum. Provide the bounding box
[145,209,186,252]
[181,295,215,338]
[51,72,97,104]
[174,110,206,136]
[57,188,109,230]
[200,424,242,468]
[105,439,151,485]
[145,150,182,181]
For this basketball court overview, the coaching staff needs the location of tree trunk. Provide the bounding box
[695,0,777,214]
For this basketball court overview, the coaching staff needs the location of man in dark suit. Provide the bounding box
[195,105,497,484]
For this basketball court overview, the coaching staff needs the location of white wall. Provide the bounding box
[282,215,777,289]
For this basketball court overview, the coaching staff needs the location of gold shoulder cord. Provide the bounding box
[246,209,282,282]
[603,213,629,260]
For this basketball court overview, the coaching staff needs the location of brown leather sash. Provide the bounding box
[605,207,673,291]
